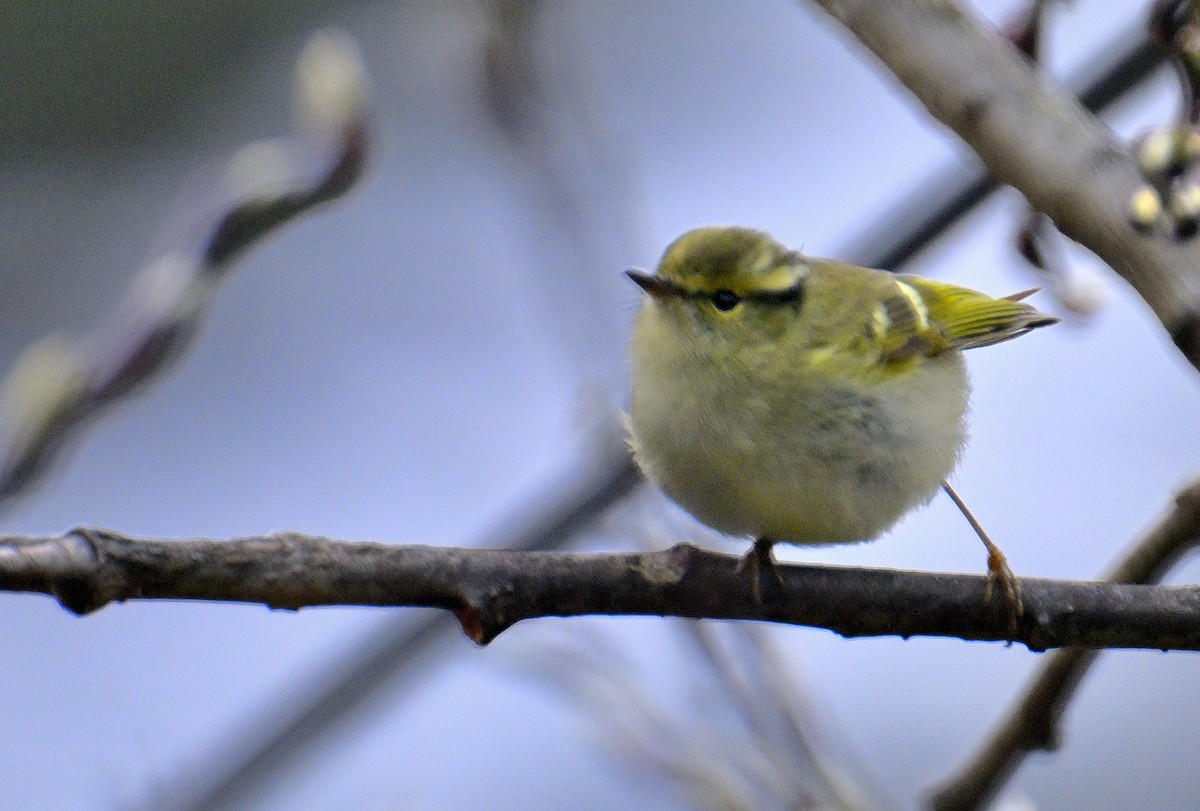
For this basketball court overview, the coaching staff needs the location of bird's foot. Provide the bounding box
[942,482,1024,639]
[735,538,784,603]
[984,543,1024,640]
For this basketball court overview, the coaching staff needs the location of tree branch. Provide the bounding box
[4,526,1200,650]
[0,30,369,511]
[926,476,1200,811]
[847,22,1162,273]
[804,0,1200,371]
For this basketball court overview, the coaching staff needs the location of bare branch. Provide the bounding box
[804,0,1200,371]
[927,477,1200,811]
[3,525,1200,651]
[848,24,1162,271]
[0,30,369,510]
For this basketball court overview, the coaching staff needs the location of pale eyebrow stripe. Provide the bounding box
[754,261,808,294]
[750,280,804,305]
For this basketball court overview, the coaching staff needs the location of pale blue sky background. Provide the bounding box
[1,2,1198,809]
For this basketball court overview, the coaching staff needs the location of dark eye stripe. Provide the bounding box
[675,280,804,309]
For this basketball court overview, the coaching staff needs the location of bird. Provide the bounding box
[625,226,1058,622]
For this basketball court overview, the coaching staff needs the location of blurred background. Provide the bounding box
[1,1,1198,809]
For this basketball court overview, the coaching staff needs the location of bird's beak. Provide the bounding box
[625,268,674,298]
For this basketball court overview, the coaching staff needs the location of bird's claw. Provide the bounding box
[736,538,784,603]
[984,545,1024,639]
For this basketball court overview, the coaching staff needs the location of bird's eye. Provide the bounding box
[710,289,741,311]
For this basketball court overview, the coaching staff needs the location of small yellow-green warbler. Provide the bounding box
[626,226,1057,610]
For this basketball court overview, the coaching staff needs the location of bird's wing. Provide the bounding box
[875,276,1058,361]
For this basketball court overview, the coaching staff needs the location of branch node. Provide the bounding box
[54,526,118,615]
[454,603,509,646]
[666,541,702,572]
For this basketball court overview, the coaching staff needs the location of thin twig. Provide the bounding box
[681,622,880,810]
[926,478,1200,811]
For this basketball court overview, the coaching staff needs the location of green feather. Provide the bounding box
[892,275,1059,357]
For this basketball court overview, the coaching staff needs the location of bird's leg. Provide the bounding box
[735,537,785,602]
[942,482,1023,636]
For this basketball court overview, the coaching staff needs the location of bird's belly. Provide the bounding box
[630,356,968,544]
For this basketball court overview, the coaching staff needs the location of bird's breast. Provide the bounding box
[629,313,968,543]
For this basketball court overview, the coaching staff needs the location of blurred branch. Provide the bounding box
[525,620,880,811]
[927,476,1200,811]
[7,527,1200,651]
[0,30,369,511]
[805,0,1200,371]
[680,622,880,810]
[481,0,641,383]
[848,22,1163,270]
[1005,1,1108,317]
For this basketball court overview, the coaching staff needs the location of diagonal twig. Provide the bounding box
[846,22,1162,272]
[0,30,369,511]
[926,477,1200,811]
